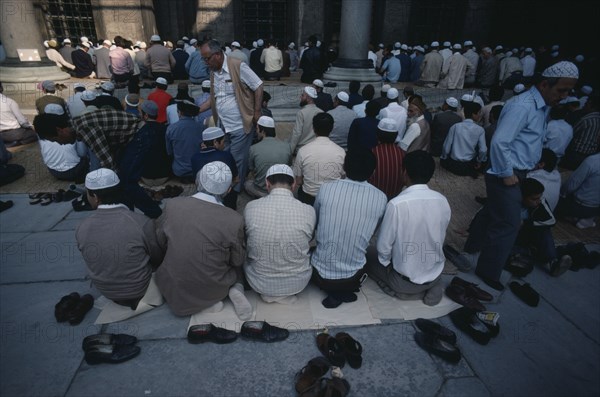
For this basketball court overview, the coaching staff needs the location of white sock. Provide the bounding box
[229,283,252,320]
[200,300,223,313]
[261,294,298,305]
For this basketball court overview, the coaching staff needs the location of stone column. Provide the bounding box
[323,0,380,82]
[0,0,70,82]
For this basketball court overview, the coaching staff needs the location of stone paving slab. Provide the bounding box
[438,377,491,397]
[0,194,73,232]
[0,232,30,253]
[103,304,190,341]
[0,281,101,397]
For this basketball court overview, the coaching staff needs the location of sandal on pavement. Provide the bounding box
[322,377,350,397]
[316,333,345,367]
[335,332,363,369]
[294,356,330,394]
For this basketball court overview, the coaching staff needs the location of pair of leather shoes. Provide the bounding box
[240,321,289,342]
[54,293,94,325]
[333,332,363,369]
[316,332,362,368]
[414,318,461,363]
[187,323,238,344]
[297,377,350,397]
[449,307,499,345]
[83,333,140,365]
[504,254,535,277]
[451,277,493,301]
[294,357,330,394]
[509,282,540,307]
[445,282,487,312]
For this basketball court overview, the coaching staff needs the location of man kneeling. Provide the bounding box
[367,151,451,306]
[76,169,164,310]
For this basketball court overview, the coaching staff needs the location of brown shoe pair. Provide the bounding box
[294,357,350,397]
[316,332,363,369]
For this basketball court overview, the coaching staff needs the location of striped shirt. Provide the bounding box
[369,143,405,200]
[312,179,387,280]
[570,112,600,155]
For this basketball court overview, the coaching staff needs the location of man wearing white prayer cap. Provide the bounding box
[419,42,443,87]
[229,40,249,64]
[439,41,452,61]
[463,40,479,86]
[289,85,323,153]
[521,47,536,77]
[438,43,472,89]
[76,167,163,311]
[462,59,578,292]
[430,96,462,156]
[312,79,333,112]
[329,91,358,149]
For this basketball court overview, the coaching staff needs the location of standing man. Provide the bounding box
[477,47,498,88]
[418,42,443,87]
[171,40,190,80]
[463,40,479,86]
[438,44,472,90]
[300,35,322,83]
[145,35,176,83]
[199,39,264,195]
[464,62,579,290]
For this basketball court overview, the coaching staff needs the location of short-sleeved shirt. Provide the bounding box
[293,137,346,197]
[248,137,291,191]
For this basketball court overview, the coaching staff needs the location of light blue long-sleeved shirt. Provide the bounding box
[165,116,204,177]
[441,119,487,162]
[561,153,600,208]
[488,86,549,177]
[381,56,400,83]
[185,51,209,83]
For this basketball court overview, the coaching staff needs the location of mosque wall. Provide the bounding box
[91,0,158,42]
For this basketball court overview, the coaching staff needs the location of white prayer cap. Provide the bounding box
[513,84,525,94]
[81,90,97,102]
[575,55,584,63]
[43,40,49,48]
[103,39,112,46]
[511,48,518,54]
[461,93,484,108]
[453,43,462,50]
[197,161,232,195]
[542,61,579,79]
[140,42,147,49]
[80,36,89,43]
[201,80,211,88]
[414,46,425,53]
[394,42,401,48]
[266,164,294,179]
[316,40,321,47]
[445,97,459,108]
[378,43,384,48]
[231,41,241,48]
[524,48,533,53]
[85,168,120,190]
[494,45,503,51]
[257,116,275,128]
[387,87,399,100]
[81,41,90,48]
[336,91,349,103]
[559,96,580,105]
[464,40,473,46]
[304,86,318,99]
[581,85,593,95]
[44,103,64,115]
[63,38,71,44]
[482,47,492,54]
[551,51,559,57]
[505,51,513,58]
[551,44,559,51]
[289,42,295,48]
[443,41,451,47]
[304,42,308,47]
[377,118,397,133]
[401,44,408,50]
[150,35,161,42]
[109,45,117,51]
[190,38,198,45]
[252,41,257,48]
[431,41,440,47]
[125,94,141,108]
[202,127,225,141]
[100,81,115,92]
[312,79,324,88]
[257,39,264,46]
[140,100,158,116]
[156,77,168,85]
[381,84,391,92]
[182,36,189,41]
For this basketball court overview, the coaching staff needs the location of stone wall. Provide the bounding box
[195,0,235,41]
[381,0,411,44]
[91,0,157,42]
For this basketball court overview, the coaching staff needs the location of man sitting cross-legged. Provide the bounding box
[312,148,387,308]
[244,164,316,304]
[367,151,451,306]
[76,168,164,310]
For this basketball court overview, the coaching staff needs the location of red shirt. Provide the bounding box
[369,143,405,200]
[147,89,172,123]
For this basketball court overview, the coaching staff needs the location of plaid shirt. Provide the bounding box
[72,109,141,169]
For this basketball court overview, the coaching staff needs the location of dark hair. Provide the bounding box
[266,173,294,186]
[549,105,568,120]
[362,84,375,101]
[587,93,599,109]
[376,129,398,144]
[404,150,435,184]
[463,101,482,118]
[177,101,200,117]
[365,101,381,117]
[313,113,334,136]
[403,86,415,95]
[349,80,360,94]
[74,86,85,93]
[33,113,69,140]
[490,105,503,122]
[539,148,558,172]
[88,185,123,205]
[488,85,505,102]
[259,126,276,137]
[521,178,544,197]
[204,136,225,147]
[344,148,376,181]
[308,35,318,45]
[262,91,271,102]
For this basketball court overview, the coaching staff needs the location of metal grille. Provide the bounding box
[242,1,287,43]
[46,0,97,40]
[408,0,467,45]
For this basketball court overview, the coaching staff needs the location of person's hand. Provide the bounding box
[503,175,519,186]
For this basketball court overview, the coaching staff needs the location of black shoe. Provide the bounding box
[445,284,486,312]
[82,333,138,351]
[549,255,572,277]
[84,344,141,365]
[504,254,534,277]
[240,321,289,342]
[509,282,539,307]
[450,276,493,302]
[449,307,492,345]
[68,294,94,325]
[474,270,504,291]
[475,196,487,205]
[414,331,461,363]
[415,318,457,345]
[187,323,238,344]
[0,200,14,213]
[55,292,80,322]
[443,245,472,272]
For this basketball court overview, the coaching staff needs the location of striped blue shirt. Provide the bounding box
[311,179,387,280]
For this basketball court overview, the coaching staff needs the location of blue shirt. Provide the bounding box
[191,147,238,178]
[311,179,387,280]
[194,92,212,124]
[185,51,210,83]
[347,117,379,152]
[488,86,550,177]
[441,119,487,162]
[165,116,204,177]
[561,153,600,207]
[381,57,400,83]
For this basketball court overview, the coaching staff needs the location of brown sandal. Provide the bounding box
[335,332,363,369]
[322,377,351,397]
[294,356,330,394]
[316,333,345,367]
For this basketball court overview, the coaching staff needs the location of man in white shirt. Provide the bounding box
[244,164,316,304]
[367,150,450,306]
[260,40,283,81]
[45,39,76,72]
[229,41,249,64]
[378,88,407,141]
[520,48,536,77]
[463,40,479,86]
[0,82,37,146]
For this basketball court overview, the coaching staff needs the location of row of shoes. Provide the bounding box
[54,292,94,325]
[29,190,80,206]
[557,243,600,271]
[145,185,184,202]
[449,308,500,345]
[294,331,360,397]
[82,333,140,365]
[445,276,493,312]
[187,321,289,344]
[72,195,93,212]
